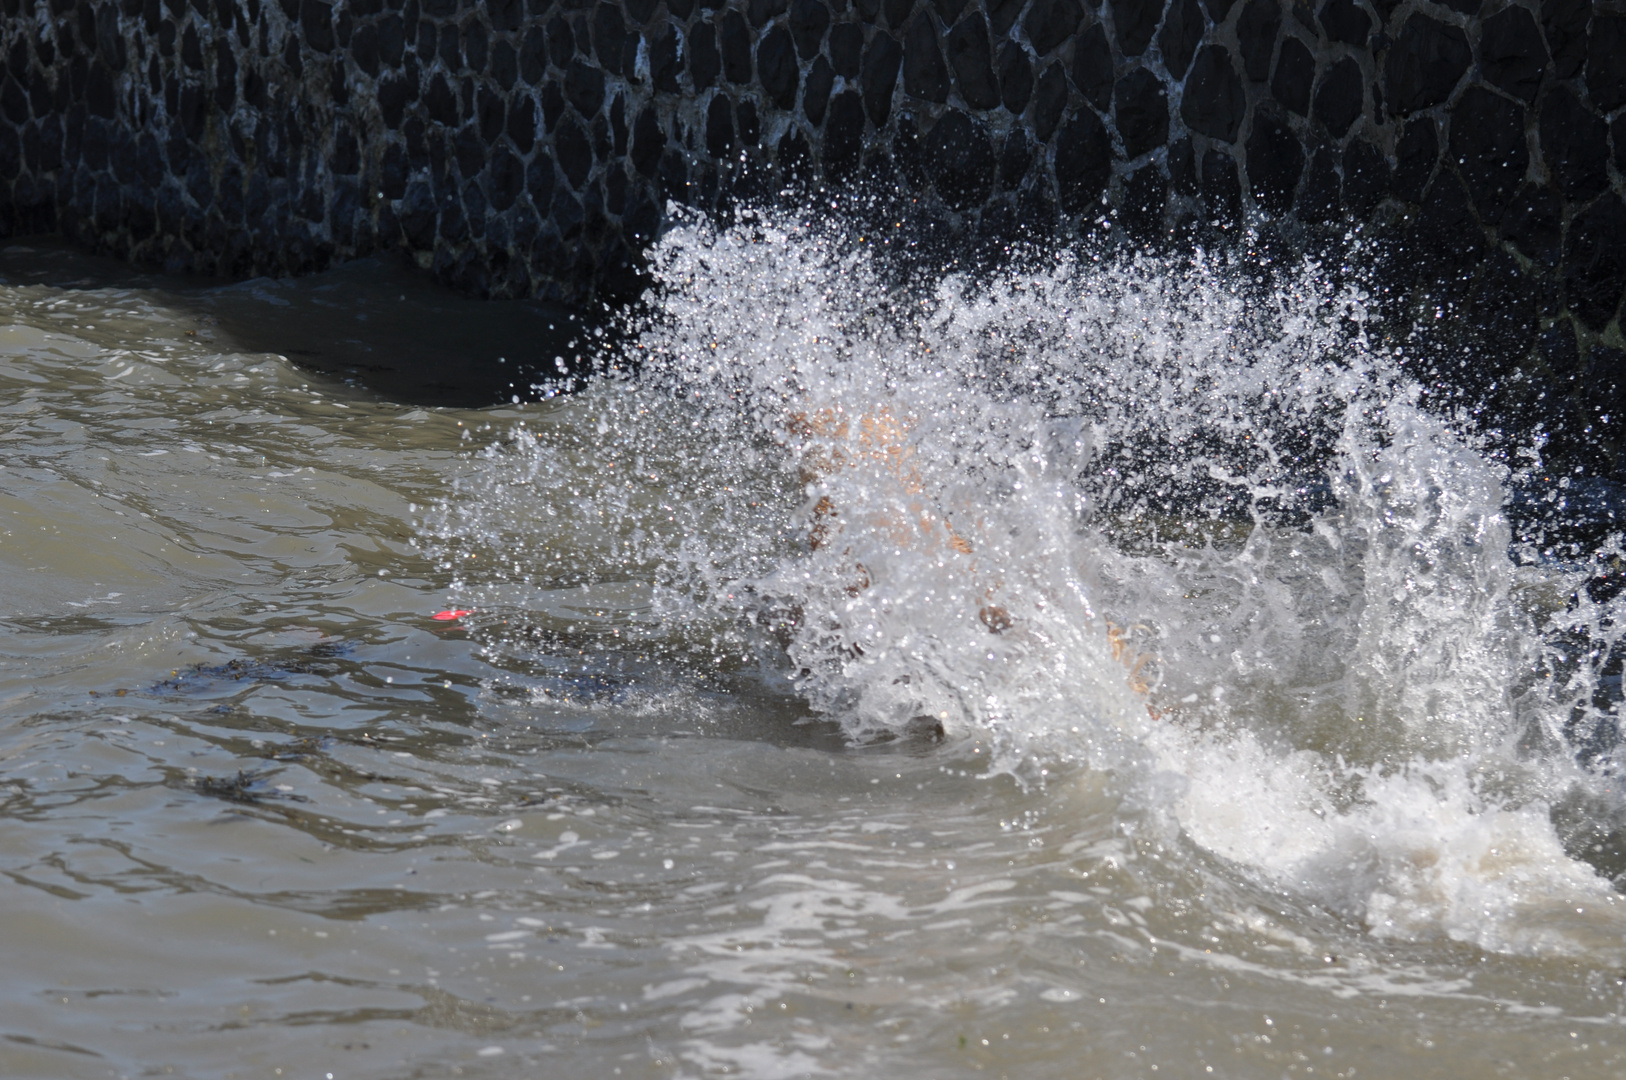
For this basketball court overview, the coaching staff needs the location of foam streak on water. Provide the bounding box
[445,211,1626,959]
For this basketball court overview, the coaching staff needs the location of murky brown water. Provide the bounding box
[4,232,1626,1080]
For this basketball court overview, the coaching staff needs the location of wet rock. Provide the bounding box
[998,128,1032,190]
[862,31,903,125]
[758,26,799,109]
[1034,62,1068,142]
[829,23,864,79]
[545,16,574,69]
[1340,139,1385,217]
[631,105,664,176]
[690,22,721,89]
[706,93,735,158]
[1271,36,1313,116]
[804,54,834,124]
[1182,46,1245,143]
[1200,148,1243,226]
[1317,0,1369,47]
[1384,15,1469,115]
[936,0,971,23]
[924,109,995,209]
[778,127,813,178]
[884,0,913,29]
[945,14,998,111]
[565,59,605,119]
[1246,110,1302,215]
[555,114,592,188]
[1479,5,1546,105]
[988,0,1028,37]
[1115,67,1167,160]
[750,0,790,29]
[1540,87,1609,206]
[1120,164,1167,239]
[1312,56,1361,137]
[1543,0,1589,80]
[998,40,1034,114]
[508,95,537,152]
[903,14,950,103]
[1615,116,1626,182]
[1070,21,1113,112]
[1587,16,1626,113]
[790,0,830,60]
[1168,136,1197,196]
[651,28,681,93]
[1299,144,1339,223]
[1565,194,1626,331]
[1237,0,1281,82]
[1158,0,1203,81]
[1501,183,1561,266]
[1450,86,1526,222]
[720,11,753,84]
[1055,108,1112,213]
[823,89,865,176]
[1025,0,1084,57]
[303,1,335,53]
[1392,116,1437,204]
[1112,0,1161,58]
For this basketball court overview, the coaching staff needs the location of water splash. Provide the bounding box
[434,209,1626,957]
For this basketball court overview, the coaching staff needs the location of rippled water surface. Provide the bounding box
[5,227,1626,1080]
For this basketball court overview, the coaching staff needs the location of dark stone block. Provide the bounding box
[762,27,803,108]
[380,14,407,65]
[778,127,813,178]
[381,142,408,199]
[1392,117,1436,204]
[565,58,605,117]
[1246,110,1302,215]
[690,22,721,88]
[738,98,760,145]
[1341,138,1386,217]
[1616,116,1626,182]
[478,86,507,142]
[1271,36,1313,116]
[520,26,547,83]
[489,145,523,210]
[438,195,468,244]
[399,180,437,247]
[1070,21,1112,112]
[946,14,998,110]
[651,27,681,92]
[0,77,27,126]
[1298,144,1339,222]
[1237,0,1281,82]
[1183,46,1244,142]
[998,40,1033,113]
[1539,320,1579,379]
[1169,136,1196,195]
[1587,16,1626,113]
[555,114,592,188]
[303,0,336,52]
[1025,0,1083,57]
[1479,5,1545,105]
[658,148,688,203]
[862,31,902,125]
[1112,0,1160,58]
[631,105,663,175]
[460,179,486,241]
[805,53,834,123]
[904,14,950,103]
[378,74,410,127]
[593,3,628,75]
[1055,108,1111,212]
[1200,148,1242,226]
[997,128,1031,190]
[454,123,484,177]
[720,11,753,84]
[1542,0,1589,81]
[465,18,489,71]
[1115,67,1167,159]
[1384,15,1469,115]
[923,108,995,208]
[1565,195,1626,330]
[1159,0,1203,81]
[1312,56,1361,137]
[1034,62,1067,142]
[181,24,203,70]
[1501,183,1561,266]
[883,0,911,29]
[1451,87,1526,222]
[823,89,865,176]
[829,23,863,79]
[332,124,361,174]
[353,22,381,76]
[545,16,573,68]
[1540,87,1609,206]
[1317,0,1368,47]
[425,72,459,125]
[705,92,734,158]
[508,95,537,151]
[935,0,969,22]
[790,0,829,59]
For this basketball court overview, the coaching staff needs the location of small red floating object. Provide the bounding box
[431,609,473,621]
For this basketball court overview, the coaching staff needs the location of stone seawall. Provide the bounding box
[1,1,1624,348]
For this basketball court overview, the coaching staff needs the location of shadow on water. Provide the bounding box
[0,236,607,407]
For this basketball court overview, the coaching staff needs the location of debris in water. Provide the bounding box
[431,609,473,621]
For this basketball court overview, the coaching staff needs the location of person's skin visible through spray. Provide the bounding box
[786,402,1160,710]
